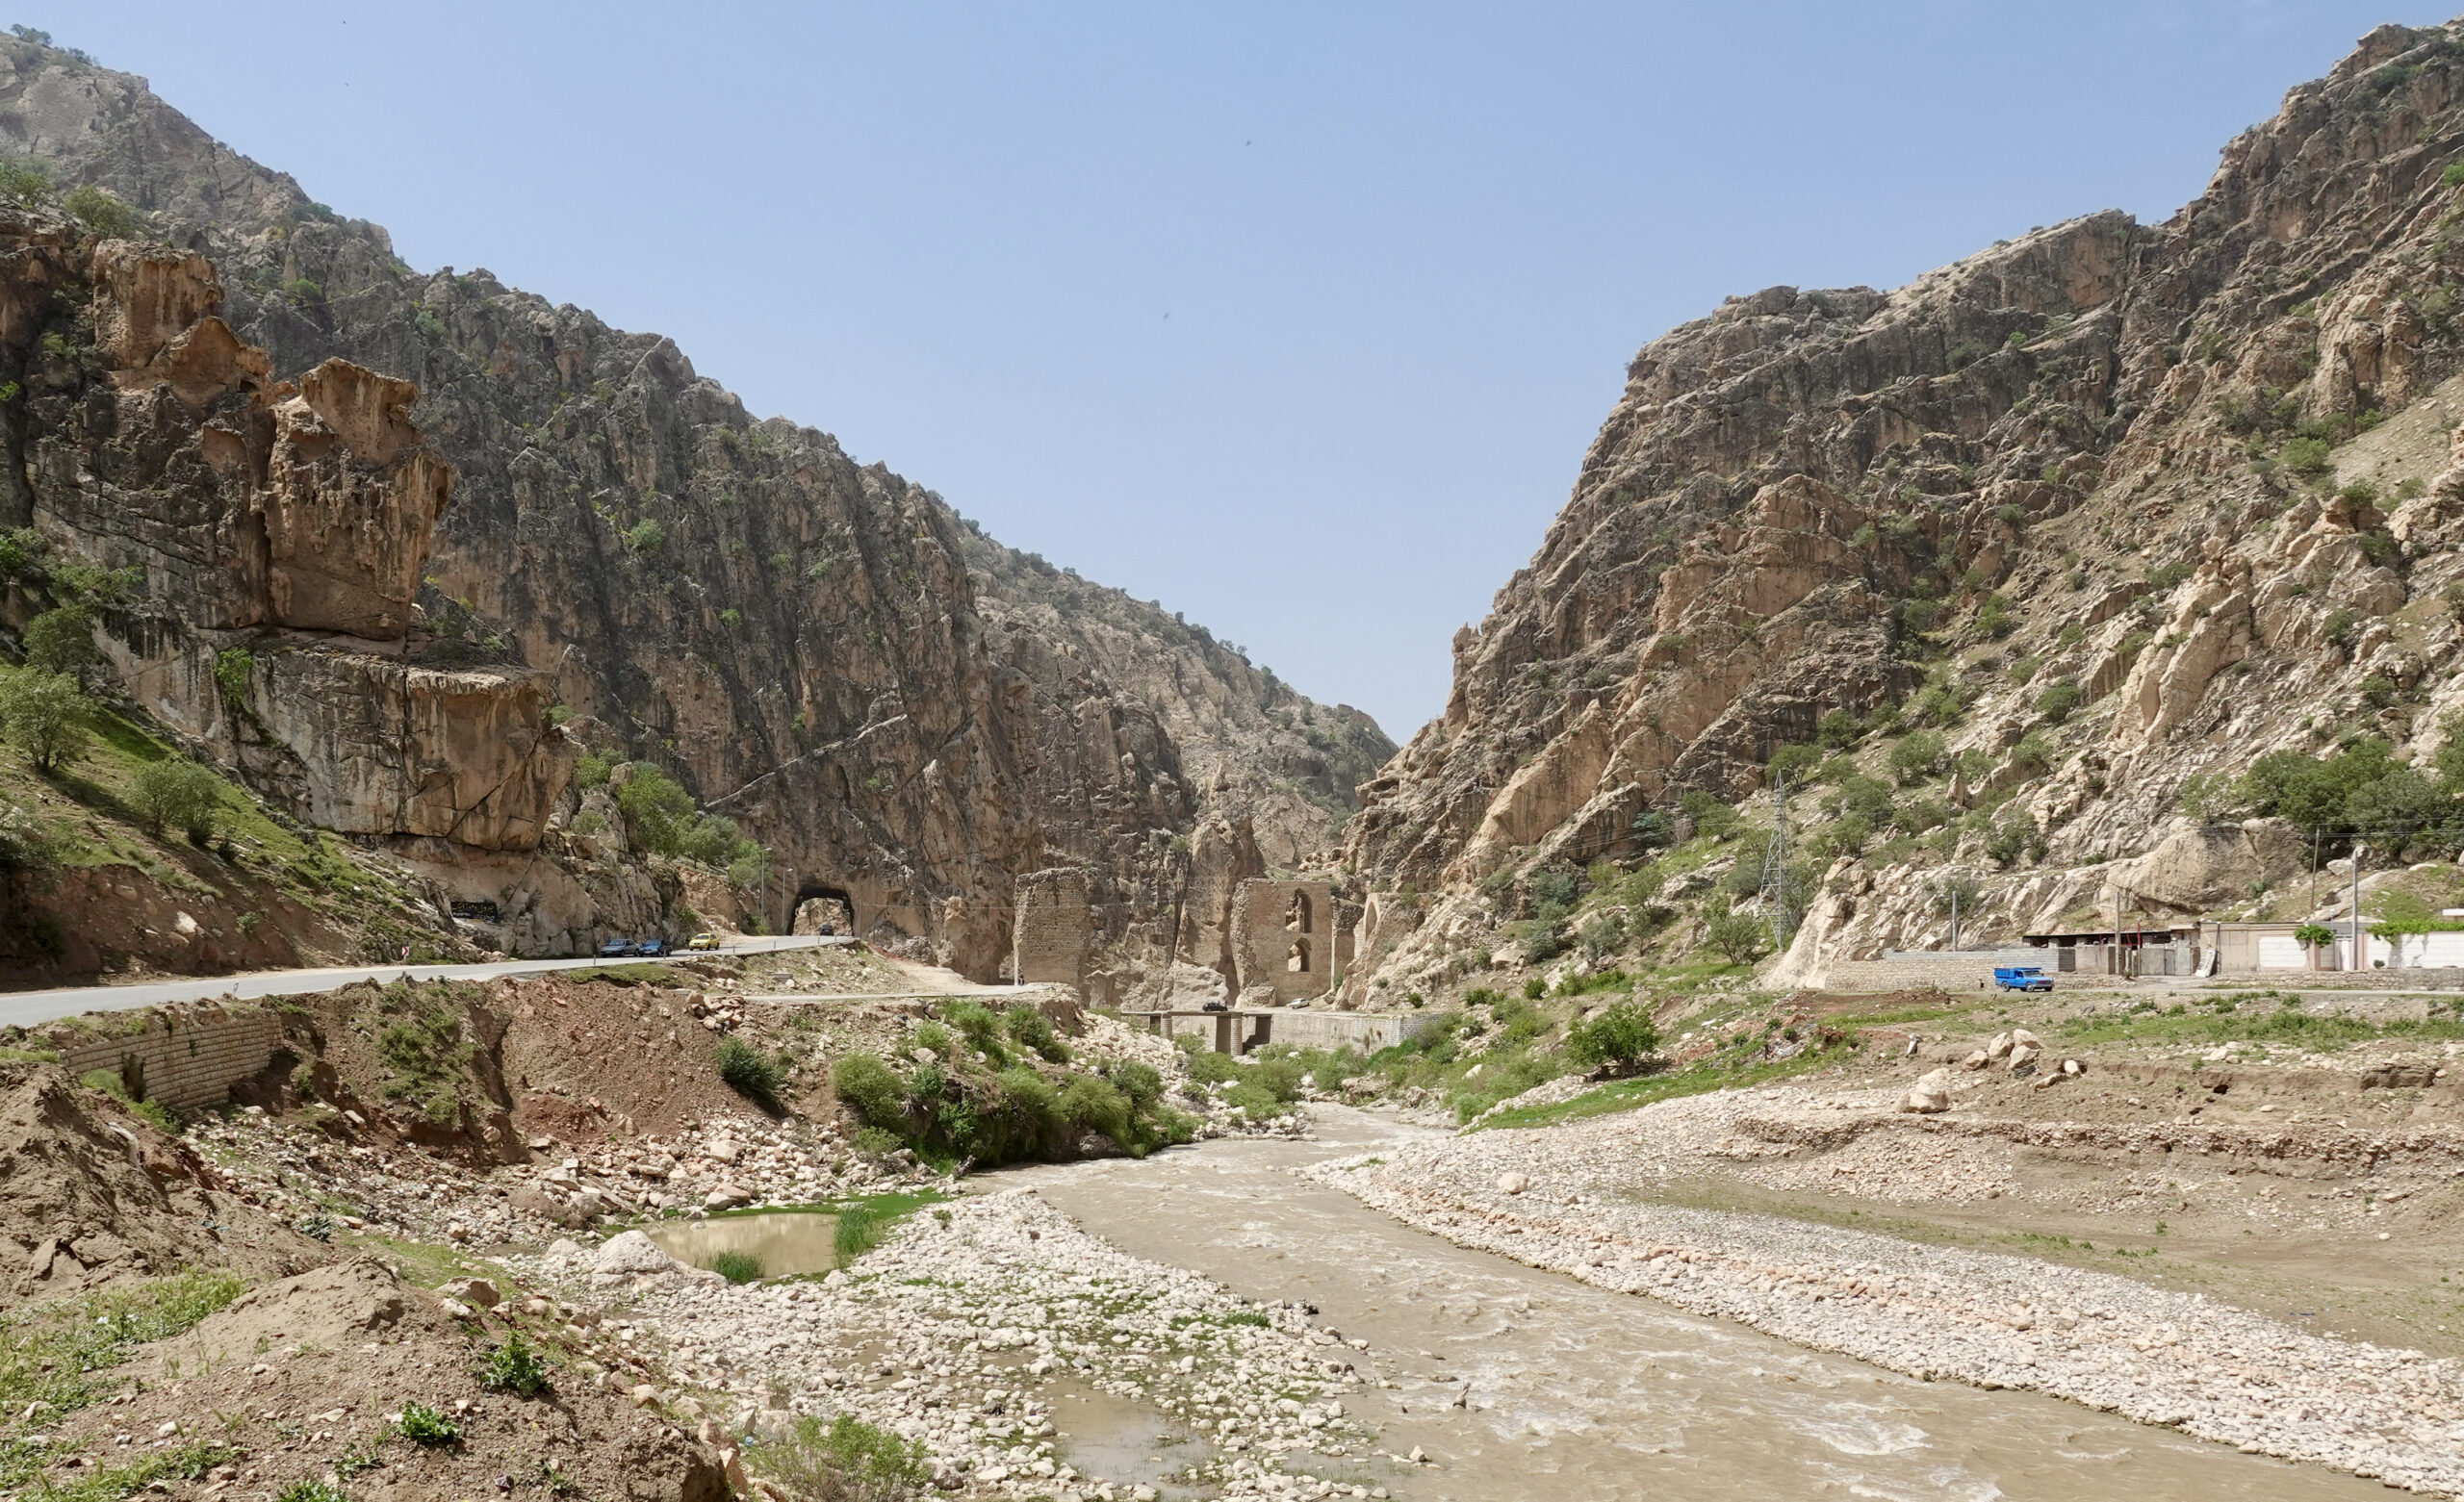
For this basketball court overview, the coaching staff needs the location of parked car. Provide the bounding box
[686,931,720,952]
[636,937,670,957]
[1992,965,2054,993]
[598,937,639,958]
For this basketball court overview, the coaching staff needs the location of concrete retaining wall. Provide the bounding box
[1160,1008,1445,1055]
[1817,956,2004,994]
[51,1003,285,1109]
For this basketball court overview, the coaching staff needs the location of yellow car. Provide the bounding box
[686,931,721,952]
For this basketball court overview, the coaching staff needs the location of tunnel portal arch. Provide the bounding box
[789,881,858,936]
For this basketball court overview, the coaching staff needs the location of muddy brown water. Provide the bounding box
[649,1211,838,1278]
[1002,1107,2392,1502]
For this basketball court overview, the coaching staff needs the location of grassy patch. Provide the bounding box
[746,1413,928,1501]
[1826,997,1975,1029]
[826,1189,948,1269]
[0,1269,245,1413]
[1476,1040,1855,1131]
[2056,994,2464,1051]
[11,1439,242,1501]
[366,981,478,1127]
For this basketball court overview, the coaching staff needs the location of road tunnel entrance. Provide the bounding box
[790,882,856,936]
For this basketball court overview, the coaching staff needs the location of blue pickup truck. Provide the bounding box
[1993,965,2054,993]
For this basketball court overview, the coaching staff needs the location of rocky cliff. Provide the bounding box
[959,522,1394,870]
[0,35,1381,979]
[1346,20,2464,989]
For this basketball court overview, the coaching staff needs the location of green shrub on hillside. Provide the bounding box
[834,1054,908,1130]
[1565,1003,1659,1072]
[1814,707,1862,749]
[1677,789,1738,839]
[0,670,90,773]
[1703,905,1771,965]
[1007,1006,1068,1062]
[1764,742,1820,785]
[1887,730,1945,784]
[63,183,139,238]
[715,1035,789,1109]
[20,604,95,675]
[0,158,48,202]
[130,757,225,844]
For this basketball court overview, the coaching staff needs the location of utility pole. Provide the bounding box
[1760,771,1795,955]
[1949,879,1960,953]
[2351,844,2365,972]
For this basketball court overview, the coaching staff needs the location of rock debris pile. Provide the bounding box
[188,1108,951,1248]
[523,1189,1390,1500]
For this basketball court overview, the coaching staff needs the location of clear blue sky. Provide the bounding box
[25,3,2443,740]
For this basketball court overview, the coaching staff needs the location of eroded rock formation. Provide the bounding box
[5,213,574,866]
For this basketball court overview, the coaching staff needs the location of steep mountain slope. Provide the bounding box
[1346,20,2464,988]
[958,521,1394,870]
[0,35,1380,978]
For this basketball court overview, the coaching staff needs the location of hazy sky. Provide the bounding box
[26,3,2442,739]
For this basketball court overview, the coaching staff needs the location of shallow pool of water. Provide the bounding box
[650,1211,837,1279]
[1049,1381,1219,1497]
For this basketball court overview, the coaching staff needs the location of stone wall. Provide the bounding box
[1012,868,1094,992]
[51,1004,284,1110]
[1160,1007,1444,1055]
[1815,956,2008,994]
[1230,878,1334,1006]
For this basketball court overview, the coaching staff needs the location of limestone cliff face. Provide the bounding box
[4,211,573,863]
[4,37,1377,980]
[1349,21,2464,974]
[958,523,1393,870]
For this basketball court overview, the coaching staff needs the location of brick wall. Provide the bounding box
[52,1003,285,1109]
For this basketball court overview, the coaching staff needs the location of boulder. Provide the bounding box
[705,1184,755,1210]
[592,1230,678,1277]
[438,1276,500,1309]
[1899,1068,1955,1114]
[1497,1172,1531,1195]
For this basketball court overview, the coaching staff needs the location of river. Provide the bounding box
[1002,1106,2387,1502]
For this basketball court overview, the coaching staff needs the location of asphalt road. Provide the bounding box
[0,933,846,1031]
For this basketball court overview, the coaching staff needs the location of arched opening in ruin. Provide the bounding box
[1285,890,1314,933]
[790,881,857,936]
[1286,937,1312,974]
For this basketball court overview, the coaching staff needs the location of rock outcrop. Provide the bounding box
[1342,21,2464,977]
[4,211,576,868]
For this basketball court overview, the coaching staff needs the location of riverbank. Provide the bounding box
[518,1183,1394,1501]
[1307,1084,2464,1496]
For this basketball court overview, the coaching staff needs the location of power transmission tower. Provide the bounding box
[1759,771,1797,954]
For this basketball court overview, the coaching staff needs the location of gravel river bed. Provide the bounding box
[1010,1106,2415,1502]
